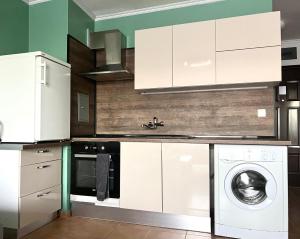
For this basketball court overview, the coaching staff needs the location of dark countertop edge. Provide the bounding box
[0,141,71,150]
[71,137,291,146]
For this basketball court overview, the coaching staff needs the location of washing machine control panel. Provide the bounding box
[217,145,285,162]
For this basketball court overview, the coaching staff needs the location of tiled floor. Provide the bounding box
[22,187,300,239]
[22,216,226,239]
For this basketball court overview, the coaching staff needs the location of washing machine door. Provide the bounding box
[224,163,277,210]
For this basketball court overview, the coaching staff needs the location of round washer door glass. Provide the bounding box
[231,170,267,205]
[224,163,277,210]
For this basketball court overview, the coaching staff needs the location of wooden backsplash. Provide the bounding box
[96,80,275,136]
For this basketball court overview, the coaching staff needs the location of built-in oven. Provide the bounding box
[71,142,120,198]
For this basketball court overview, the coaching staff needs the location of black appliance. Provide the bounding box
[276,65,300,187]
[71,142,120,198]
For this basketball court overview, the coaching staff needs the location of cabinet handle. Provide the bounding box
[37,191,51,198]
[41,62,47,85]
[37,165,51,169]
[37,149,50,154]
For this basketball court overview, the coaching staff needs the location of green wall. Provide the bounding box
[0,0,28,55]
[62,146,71,213]
[69,0,94,45]
[94,0,273,48]
[29,0,69,62]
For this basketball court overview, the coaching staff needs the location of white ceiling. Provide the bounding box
[273,0,300,40]
[72,0,224,21]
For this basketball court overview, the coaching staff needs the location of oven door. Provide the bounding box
[71,154,97,196]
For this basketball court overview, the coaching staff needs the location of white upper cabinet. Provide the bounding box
[216,11,281,51]
[120,142,162,212]
[216,46,281,84]
[173,21,216,87]
[162,143,210,217]
[135,26,173,89]
[134,12,281,89]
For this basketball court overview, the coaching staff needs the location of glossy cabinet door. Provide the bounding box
[35,56,71,141]
[173,21,216,87]
[21,146,62,166]
[135,26,173,89]
[162,143,210,217]
[216,46,281,84]
[20,185,61,228]
[216,12,281,51]
[20,160,61,197]
[120,142,162,212]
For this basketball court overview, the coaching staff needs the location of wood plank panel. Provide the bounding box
[68,35,96,136]
[71,73,95,136]
[96,80,275,136]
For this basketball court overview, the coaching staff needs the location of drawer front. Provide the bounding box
[216,12,281,51]
[20,185,61,228]
[20,160,61,197]
[216,46,281,84]
[21,147,61,166]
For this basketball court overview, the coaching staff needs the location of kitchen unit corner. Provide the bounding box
[0,144,63,239]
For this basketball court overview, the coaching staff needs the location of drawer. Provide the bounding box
[20,185,61,228]
[21,160,61,197]
[21,147,61,166]
[216,12,281,51]
[216,46,281,84]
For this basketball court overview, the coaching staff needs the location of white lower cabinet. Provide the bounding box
[20,160,61,197]
[120,142,210,218]
[20,185,61,228]
[120,142,162,212]
[162,143,210,217]
[0,146,62,230]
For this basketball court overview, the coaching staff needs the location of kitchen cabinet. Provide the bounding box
[134,12,281,89]
[162,143,210,217]
[135,26,173,89]
[0,52,70,143]
[216,12,281,51]
[120,142,162,212]
[0,146,61,234]
[20,185,61,228]
[173,21,216,87]
[216,46,281,84]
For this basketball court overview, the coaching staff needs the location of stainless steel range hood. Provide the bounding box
[82,30,133,81]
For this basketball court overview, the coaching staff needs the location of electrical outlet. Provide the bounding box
[257,109,267,118]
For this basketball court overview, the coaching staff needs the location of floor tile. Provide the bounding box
[23,217,118,239]
[104,223,151,239]
[145,227,186,239]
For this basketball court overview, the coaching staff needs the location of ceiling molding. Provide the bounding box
[94,0,225,21]
[22,0,51,5]
[72,0,96,20]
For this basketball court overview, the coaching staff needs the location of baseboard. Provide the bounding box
[72,201,211,232]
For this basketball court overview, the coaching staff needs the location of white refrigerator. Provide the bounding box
[0,52,71,143]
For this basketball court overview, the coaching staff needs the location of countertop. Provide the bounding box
[72,136,291,146]
[0,141,70,150]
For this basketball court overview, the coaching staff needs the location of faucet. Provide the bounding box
[141,117,164,129]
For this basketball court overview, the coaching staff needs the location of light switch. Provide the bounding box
[257,109,267,118]
[279,86,287,95]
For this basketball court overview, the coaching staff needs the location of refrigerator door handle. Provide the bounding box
[41,62,47,85]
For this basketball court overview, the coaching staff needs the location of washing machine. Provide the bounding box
[214,144,288,239]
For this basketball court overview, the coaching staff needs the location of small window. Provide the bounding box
[77,93,89,123]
